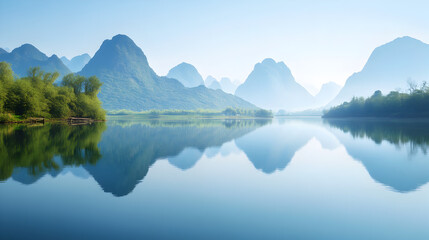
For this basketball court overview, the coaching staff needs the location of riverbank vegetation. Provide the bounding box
[0,62,105,123]
[323,84,429,118]
[107,107,273,118]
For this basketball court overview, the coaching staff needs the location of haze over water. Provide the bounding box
[1,117,428,239]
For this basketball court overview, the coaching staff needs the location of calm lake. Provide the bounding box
[1,116,428,240]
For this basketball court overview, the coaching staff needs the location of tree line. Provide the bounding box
[0,62,105,122]
[323,83,429,118]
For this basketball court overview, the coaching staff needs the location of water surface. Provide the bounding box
[1,117,428,239]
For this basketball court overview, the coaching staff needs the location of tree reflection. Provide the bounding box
[0,123,106,181]
[325,119,429,192]
[324,119,429,154]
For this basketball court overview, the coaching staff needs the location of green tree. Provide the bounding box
[0,63,105,121]
[84,76,103,97]
[0,62,14,112]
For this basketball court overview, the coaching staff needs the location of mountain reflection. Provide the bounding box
[3,117,428,196]
[86,119,269,196]
[325,119,429,192]
[235,123,312,173]
[0,123,106,183]
[235,118,340,173]
[0,119,269,196]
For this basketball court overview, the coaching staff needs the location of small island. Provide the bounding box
[323,85,429,118]
[0,62,105,123]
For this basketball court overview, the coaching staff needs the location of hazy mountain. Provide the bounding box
[205,75,221,90]
[61,53,91,72]
[167,62,204,88]
[0,44,71,79]
[205,75,217,86]
[314,82,341,107]
[329,36,429,107]
[220,77,237,94]
[208,80,222,90]
[79,34,256,111]
[235,58,314,110]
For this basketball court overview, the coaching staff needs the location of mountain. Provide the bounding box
[314,82,341,107]
[235,58,314,110]
[0,44,71,79]
[205,75,217,86]
[0,48,7,55]
[208,80,222,90]
[79,34,256,111]
[61,53,91,72]
[166,62,204,88]
[329,36,429,107]
[60,56,69,64]
[220,77,237,94]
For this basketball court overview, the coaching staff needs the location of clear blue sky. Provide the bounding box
[1,0,428,94]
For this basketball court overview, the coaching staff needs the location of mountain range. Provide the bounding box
[0,44,71,79]
[329,36,429,106]
[205,75,238,94]
[61,53,91,72]
[2,35,428,112]
[78,34,255,111]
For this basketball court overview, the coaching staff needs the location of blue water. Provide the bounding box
[1,117,428,239]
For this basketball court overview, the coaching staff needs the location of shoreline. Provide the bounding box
[0,117,106,125]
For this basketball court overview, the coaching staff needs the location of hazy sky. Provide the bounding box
[1,0,428,94]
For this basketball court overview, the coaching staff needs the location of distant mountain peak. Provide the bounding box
[208,80,222,90]
[235,58,314,110]
[205,75,217,86]
[328,36,429,107]
[60,56,70,62]
[261,58,276,65]
[61,53,91,72]
[11,43,47,61]
[0,43,71,79]
[391,36,423,44]
[167,62,204,88]
[80,34,153,80]
[314,82,341,108]
[111,34,133,42]
[177,62,193,67]
[219,77,238,94]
